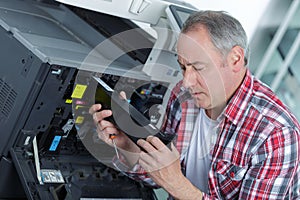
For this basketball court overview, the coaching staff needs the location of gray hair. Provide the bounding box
[182,10,249,66]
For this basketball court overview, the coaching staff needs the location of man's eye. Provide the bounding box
[179,64,186,71]
[194,65,205,71]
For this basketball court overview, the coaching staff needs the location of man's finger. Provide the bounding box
[99,120,115,130]
[119,91,127,100]
[138,151,158,172]
[146,136,166,151]
[89,104,101,114]
[137,138,157,153]
[93,110,112,122]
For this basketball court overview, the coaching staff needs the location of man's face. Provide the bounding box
[177,27,230,111]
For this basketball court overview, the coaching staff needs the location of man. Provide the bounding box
[90,11,300,199]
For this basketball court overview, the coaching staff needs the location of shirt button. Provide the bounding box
[230,172,235,178]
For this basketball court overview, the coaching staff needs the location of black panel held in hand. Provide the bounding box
[93,76,175,146]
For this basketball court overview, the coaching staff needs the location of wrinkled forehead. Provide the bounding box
[177,32,212,64]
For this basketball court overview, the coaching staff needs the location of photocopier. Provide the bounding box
[0,0,196,199]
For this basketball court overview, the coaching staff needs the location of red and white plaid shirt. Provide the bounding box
[115,68,300,199]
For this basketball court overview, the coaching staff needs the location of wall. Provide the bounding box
[188,0,271,41]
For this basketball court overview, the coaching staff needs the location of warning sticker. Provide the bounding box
[71,84,87,99]
[49,136,62,151]
[65,99,72,104]
[41,169,64,183]
[75,116,84,124]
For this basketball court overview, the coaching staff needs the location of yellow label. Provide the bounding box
[75,116,84,124]
[65,99,72,104]
[75,105,84,110]
[71,84,87,99]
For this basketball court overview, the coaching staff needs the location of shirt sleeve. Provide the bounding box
[238,127,299,199]
[203,127,300,199]
[160,80,184,135]
[111,152,160,187]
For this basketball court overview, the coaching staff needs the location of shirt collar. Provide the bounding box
[223,68,254,125]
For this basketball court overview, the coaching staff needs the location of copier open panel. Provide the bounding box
[10,65,156,200]
[0,0,197,199]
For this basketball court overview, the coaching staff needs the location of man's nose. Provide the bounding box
[182,67,197,89]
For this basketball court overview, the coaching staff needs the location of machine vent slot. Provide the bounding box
[0,78,17,119]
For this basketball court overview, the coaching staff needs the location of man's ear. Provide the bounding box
[228,46,245,72]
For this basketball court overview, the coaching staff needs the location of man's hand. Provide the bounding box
[137,136,203,199]
[137,136,182,186]
[89,104,139,153]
